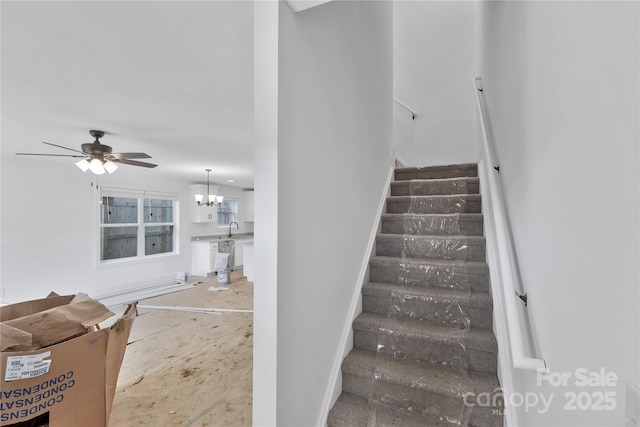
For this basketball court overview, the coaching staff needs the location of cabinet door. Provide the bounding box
[197,206,217,223]
[191,242,210,276]
[235,243,244,268]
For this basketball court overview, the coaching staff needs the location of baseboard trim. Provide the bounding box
[90,274,186,307]
[317,161,395,427]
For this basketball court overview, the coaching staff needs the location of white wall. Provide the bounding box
[480,1,639,425]
[393,1,479,167]
[0,155,193,302]
[253,1,279,425]
[274,1,393,425]
[0,151,253,303]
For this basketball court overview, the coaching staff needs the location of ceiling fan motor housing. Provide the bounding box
[83,130,112,156]
[82,142,113,156]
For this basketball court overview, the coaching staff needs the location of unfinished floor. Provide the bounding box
[108,271,253,427]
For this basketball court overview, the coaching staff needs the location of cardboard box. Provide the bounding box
[0,295,136,426]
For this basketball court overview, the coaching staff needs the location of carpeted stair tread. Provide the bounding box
[362,282,494,329]
[327,393,371,427]
[362,282,493,309]
[391,177,480,196]
[394,164,478,181]
[376,234,486,262]
[369,256,490,293]
[381,213,484,236]
[343,349,500,399]
[328,392,458,427]
[386,194,482,214]
[329,163,502,426]
[353,312,498,354]
[371,256,489,271]
[368,257,490,293]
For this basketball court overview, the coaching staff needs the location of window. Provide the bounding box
[217,198,237,226]
[100,190,178,262]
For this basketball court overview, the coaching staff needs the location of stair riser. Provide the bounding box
[381,216,483,236]
[395,164,478,181]
[342,374,501,426]
[387,197,481,214]
[369,263,490,293]
[352,331,497,374]
[391,179,479,196]
[362,294,493,329]
[376,236,486,262]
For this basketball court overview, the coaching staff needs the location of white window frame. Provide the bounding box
[217,197,239,228]
[97,188,180,266]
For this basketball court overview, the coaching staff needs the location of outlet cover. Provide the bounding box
[626,378,640,427]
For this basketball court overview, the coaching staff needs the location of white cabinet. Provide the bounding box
[190,185,219,223]
[235,241,244,269]
[191,240,218,276]
[244,190,254,222]
[233,239,253,270]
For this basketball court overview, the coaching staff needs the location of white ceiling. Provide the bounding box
[1,1,255,188]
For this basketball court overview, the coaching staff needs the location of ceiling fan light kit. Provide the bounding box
[104,160,118,174]
[17,129,157,175]
[75,158,118,175]
[75,159,90,172]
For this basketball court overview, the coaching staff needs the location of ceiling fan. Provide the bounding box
[16,130,157,175]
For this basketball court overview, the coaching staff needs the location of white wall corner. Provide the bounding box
[317,162,395,427]
[286,0,333,13]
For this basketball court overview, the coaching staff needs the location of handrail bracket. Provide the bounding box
[516,292,528,307]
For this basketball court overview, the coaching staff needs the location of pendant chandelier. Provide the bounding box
[194,169,224,206]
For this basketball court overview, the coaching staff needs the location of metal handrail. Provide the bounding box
[474,76,547,372]
[393,97,418,120]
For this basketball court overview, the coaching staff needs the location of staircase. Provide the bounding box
[328,163,503,426]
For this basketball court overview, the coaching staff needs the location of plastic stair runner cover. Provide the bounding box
[368,183,475,425]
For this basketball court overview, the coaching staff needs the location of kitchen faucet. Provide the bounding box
[228,221,239,238]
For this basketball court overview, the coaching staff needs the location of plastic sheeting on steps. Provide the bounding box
[390,177,479,196]
[367,176,480,425]
[386,194,482,215]
[375,234,487,262]
[328,164,502,427]
[362,282,494,329]
[369,257,490,293]
[381,213,484,236]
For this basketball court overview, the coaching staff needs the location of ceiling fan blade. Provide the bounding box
[113,158,158,168]
[109,152,152,160]
[16,153,86,158]
[42,141,86,154]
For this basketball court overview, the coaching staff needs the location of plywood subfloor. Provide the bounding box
[109,272,253,427]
